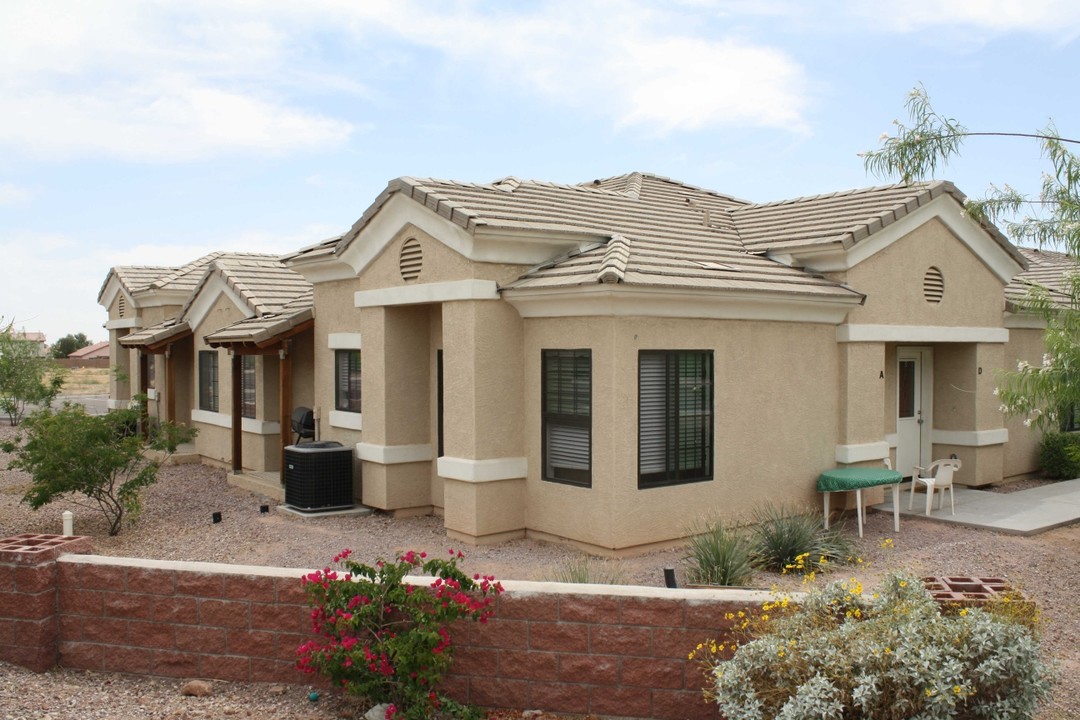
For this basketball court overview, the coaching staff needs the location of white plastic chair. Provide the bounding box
[909,459,961,516]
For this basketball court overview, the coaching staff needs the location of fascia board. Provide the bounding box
[470,227,607,265]
[185,274,256,333]
[502,284,860,323]
[132,290,189,309]
[98,276,128,310]
[781,195,1024,283]
[1004,311,1046,330]
[287,255,356,284]
[338,194,597,279]
[339,193,478,277]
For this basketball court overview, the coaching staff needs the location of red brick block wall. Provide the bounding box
[0,534,92,672]
[0,535,768,720]
[55,556,310,684]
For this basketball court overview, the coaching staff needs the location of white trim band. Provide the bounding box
[932,428,1009,447]
[106,318,142,330]
[837,325,1009,343]
[243,418,281,435]
[437,456,528,483]
[835,441,891,464]
[328,332,363,349]
[191,409,230,428]
[355,280,499,308]
[329,410,363,431]
[504,284,858,323]
[357,442,433,464]
[188,412,278,434]
[1004,312,1046,330]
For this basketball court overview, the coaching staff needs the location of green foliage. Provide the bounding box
[751,504,855,574]
[548,554,627,585]
[0,325,64,426]
[1038,432,1080,479]
[298,549,502,720]
[51,332,91,359]
[1,402,196,535]
[703,573,1052,720]
[684,518,757,587]
[863,85,1080,430]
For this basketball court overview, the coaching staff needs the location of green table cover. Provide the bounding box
[816,467,903,493]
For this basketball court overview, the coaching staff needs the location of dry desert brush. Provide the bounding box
[701,572,1051,719]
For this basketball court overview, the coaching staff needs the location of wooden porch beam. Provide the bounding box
[231,352,242,474]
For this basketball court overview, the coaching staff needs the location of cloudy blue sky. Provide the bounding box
[2,0,1079,344]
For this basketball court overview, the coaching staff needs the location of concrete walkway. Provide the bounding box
[872,478,1080,535]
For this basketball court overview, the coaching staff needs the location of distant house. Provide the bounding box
[12,331,48,357]
[67,341,110,361]
[101,172,1061,553]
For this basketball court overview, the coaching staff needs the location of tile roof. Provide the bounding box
[1006,247,1078,308]
[204,291,314,347]
[97,265,176,303]
[381,172,852,299]
[118,317,190,348]
[182,256,312,318]
[309,172,1022,301]
[150,252,280,294]
[68,340,110,359]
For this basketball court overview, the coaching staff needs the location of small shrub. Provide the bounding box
[699,573,1052,720]
[1039,431,1080,479]
[549,555,627,585]
[751,503,856,574]
[684,519,756,587]
[298,549,502,720]
[1,402,196,535]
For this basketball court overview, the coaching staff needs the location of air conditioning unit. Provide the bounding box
[284,441,354,513]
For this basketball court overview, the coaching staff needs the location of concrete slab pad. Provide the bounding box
[873,483,1080,536]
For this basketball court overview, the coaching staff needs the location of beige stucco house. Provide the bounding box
[278,172,1041,553]
[99,173,1070,554]
[99,253,314,481]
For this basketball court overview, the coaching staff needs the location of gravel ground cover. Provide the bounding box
[1,423,1078,719]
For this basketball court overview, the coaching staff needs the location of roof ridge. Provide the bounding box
[737,180,944,210]
[597,234,632,284]
[583,171,750,204]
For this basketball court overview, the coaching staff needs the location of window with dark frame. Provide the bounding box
[638,350,713,489]
[198,350,219,413]
[542,349,591,487]
[335,350,361,413]
[240,355,256,419]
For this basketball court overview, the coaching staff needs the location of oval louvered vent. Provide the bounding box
[923,266,944,304]
[399,238,423,281]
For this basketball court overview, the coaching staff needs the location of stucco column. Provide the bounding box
[438,300,527,544]
[356,305,434,515]
[837,342,889,464]
[108,331,132,409]
[933,342,1007,486]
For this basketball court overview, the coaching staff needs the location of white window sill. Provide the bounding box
[329,410,362,431]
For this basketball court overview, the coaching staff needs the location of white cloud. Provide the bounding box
[349,0,812,135]
[877,0,1080,37]
[0,1,356,163]
[0,182,31,206]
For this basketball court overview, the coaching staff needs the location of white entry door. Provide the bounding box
[897,348,932,478]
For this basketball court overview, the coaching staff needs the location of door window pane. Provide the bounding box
[898,360,915,419]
